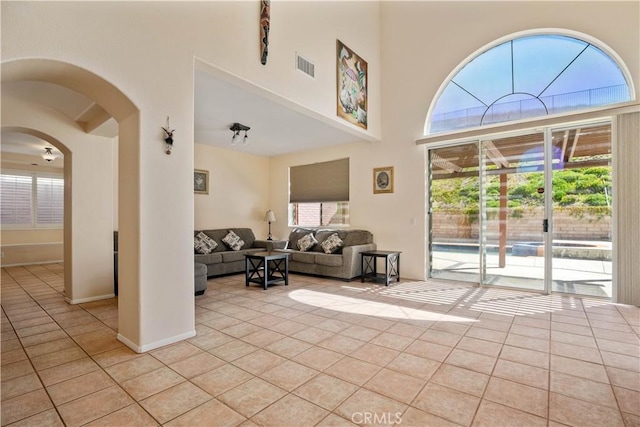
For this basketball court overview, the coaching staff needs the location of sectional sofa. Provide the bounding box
[194,227,376,281]
[194,228,270,277]
[280,228,376,280]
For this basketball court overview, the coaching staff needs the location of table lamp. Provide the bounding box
[264,210,276,240]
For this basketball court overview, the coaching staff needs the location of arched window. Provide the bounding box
[428,34,633,133]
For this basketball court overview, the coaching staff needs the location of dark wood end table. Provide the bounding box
[245,251,290,290]
[361,250,401,286]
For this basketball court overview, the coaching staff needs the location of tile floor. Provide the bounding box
[1,263,639,426]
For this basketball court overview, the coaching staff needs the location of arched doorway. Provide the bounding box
[1,59,143,346]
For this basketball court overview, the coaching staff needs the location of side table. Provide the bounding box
[361,251,401,286]
[245,251,290,290]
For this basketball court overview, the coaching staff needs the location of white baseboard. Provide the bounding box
[65,293,115,304]
[1,260,64,267]
[117,330,196,353]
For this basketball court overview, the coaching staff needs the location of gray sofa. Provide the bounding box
[281,228,376,280]
[194,228,270,277]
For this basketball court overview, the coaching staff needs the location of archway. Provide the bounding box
[1,59,144,348]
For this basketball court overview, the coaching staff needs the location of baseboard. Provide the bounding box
[1,259,64,267]
[117,330,196,353]
[65,293,115,304]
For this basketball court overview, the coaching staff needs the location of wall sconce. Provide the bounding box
[230,122,250,145]
[264,209,276,240]
[42,147,58,162]
[162,116,175,154]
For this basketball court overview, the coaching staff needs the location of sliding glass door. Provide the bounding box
[550,124,612,298]
[427,121,613,297]
[480,132,546,291]
[428,143,480,283]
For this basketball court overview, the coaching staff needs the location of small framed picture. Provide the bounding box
[194,169,209,194]
[373,166,394,194]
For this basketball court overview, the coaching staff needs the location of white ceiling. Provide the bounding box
[2,66,371,159]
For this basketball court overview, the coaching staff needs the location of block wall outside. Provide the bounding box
[433,207,611,243]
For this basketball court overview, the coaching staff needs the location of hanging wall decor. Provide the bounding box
[373,166,394,194]
[337,40,368,129]
[162,116,175,154]
[260,0,271,65]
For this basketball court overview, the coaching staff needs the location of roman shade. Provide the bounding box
[289,158,349,203]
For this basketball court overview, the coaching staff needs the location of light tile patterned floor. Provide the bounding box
[2,264,639,426]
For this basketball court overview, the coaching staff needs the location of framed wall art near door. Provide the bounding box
[373,166,394,194]
[336,39,367,129]
[194,169,209,194]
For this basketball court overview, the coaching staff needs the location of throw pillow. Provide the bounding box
[321,233,344,254]
[194,231,218,254]
[297,233,318,252]
[222,230,245,251]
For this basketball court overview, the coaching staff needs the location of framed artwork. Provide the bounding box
[194,169,209,194]
[373,166,394,194]
[336,40,367,129]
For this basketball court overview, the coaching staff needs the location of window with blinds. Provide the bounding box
[36,176,64,225]
[0,174,33,226]
[0,172,63,228]
[289,158,350,226]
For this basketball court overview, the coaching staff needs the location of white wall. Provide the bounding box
[194,144,270,236]
[3,1,638,349]
[374,0,640,279]
[267,1,640,281]
[1,0,381,351]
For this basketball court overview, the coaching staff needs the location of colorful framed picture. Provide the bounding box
[336,40,367,129]
[194,169,209,194]
[373,166,394,194]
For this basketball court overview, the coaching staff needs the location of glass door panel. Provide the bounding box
[428,143,481,283]
[481,132,546,291]
[550,123,612,297]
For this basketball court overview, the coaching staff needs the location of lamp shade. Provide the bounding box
[264,210,276,222]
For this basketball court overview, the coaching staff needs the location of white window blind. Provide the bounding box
[0,172,63,228]
[0,174,33,226]
[36,176,64,225]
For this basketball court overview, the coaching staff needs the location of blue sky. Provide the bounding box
[433,35,630,118]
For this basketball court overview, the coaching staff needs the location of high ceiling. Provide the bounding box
[2,66,369,160]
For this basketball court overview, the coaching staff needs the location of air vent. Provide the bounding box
[296,53,315,78]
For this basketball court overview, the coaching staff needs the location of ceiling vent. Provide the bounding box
[296,53,315,78]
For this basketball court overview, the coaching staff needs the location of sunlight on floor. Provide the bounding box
[287,289,478,323]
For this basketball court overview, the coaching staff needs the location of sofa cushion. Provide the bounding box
[195,252,223,265]
[290,251,316,264]
[229,228,256,249]
[320,233,344,254]
[312,229,348,253]
[289,228,314,252]
[223,230,245,251]
[343,230,373,246]
[315,253,343,267]
[297,233,318,252]
[221,251,246,263]
[194,231,218,254]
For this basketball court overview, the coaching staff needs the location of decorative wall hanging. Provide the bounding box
[337,40,368,129]
[373,166,394,194]
[194,169,209,194]
[260,0,271,65]
[162,116,175,154]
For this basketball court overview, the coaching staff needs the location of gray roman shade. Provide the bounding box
[289,158,349,203]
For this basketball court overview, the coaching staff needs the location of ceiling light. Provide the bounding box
[230,123,250,145]
[42,147,58,162]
